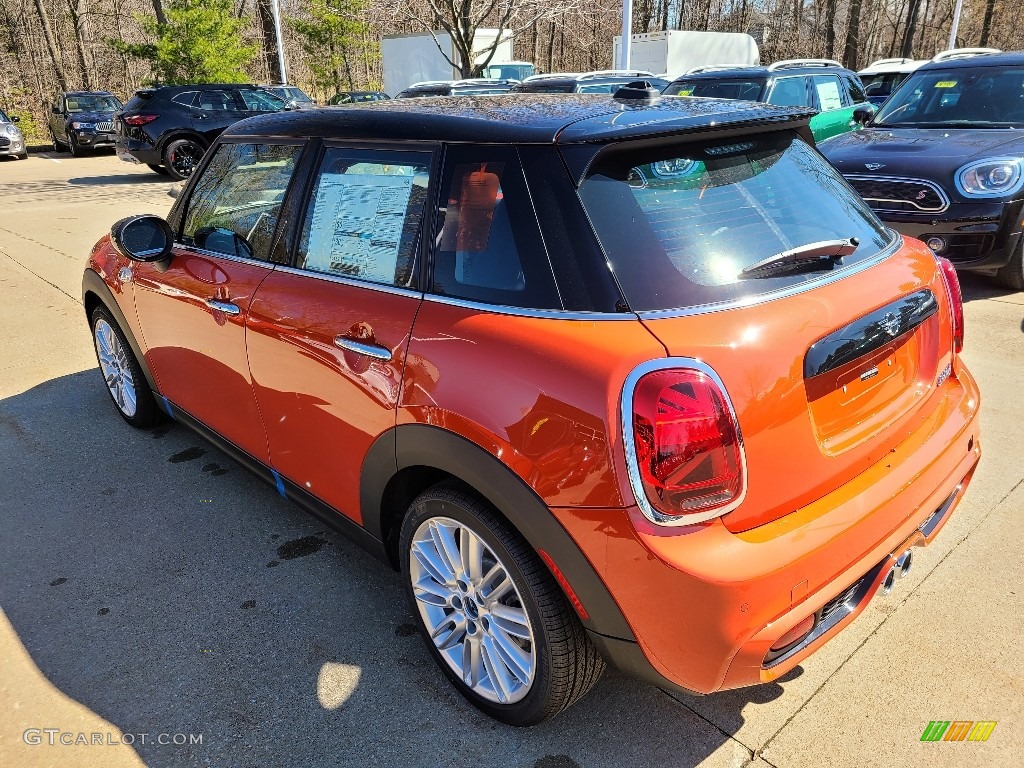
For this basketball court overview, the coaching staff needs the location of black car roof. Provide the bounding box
[223,93,814,144]
[140,84,261,93]
[674,65,855,81]
[917,51,1024,71]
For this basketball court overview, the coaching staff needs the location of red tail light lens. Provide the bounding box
[630,367,745,524]
[937,256,964,354]
[123,114,158,126]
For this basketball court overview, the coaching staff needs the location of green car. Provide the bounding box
[663,59,875,143]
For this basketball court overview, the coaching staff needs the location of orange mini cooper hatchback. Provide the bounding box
[83,93,981,725]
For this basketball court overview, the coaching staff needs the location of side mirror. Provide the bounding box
[51,104,61,114]
[10,115,19,123]
[110,215,174,262]
[853,103,876,125]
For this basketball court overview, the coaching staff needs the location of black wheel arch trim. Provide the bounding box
[360,423,637,642]
[156,130,208,155]
[82,268,159,393]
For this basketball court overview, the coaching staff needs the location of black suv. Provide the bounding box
[663,60,872,143]
[511,71,669,95]
[49,91,123,156]
[821,50,1024,289]
[116,84,286,179]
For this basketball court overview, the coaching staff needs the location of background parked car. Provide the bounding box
[0,107,27,159]
[115,84,286,180]
[662,59,873,142]
[821,49,1024,289]
[511,70,669,94]
[857,58,926,106]
[394,79,520,98]
[49,91,122,156]
[328,91,390,105]
[260,84,316,108]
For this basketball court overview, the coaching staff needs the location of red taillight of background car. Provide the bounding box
[122,114,159,126]
[937,256,964,354]
[630,367,745,523]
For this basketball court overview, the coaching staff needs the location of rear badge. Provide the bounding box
[865,163,885,171]
[936,362,952,387]
[880,312,901,337]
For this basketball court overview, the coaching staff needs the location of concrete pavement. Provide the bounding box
[0,152,1021,767]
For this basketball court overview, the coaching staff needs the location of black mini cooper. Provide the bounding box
[821,51,1024,289]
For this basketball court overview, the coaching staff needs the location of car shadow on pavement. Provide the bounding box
[1,370,783,768]
[958,272,1017,303]
[67,174,169,186]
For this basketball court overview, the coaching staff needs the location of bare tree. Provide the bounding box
[401,0,558,78]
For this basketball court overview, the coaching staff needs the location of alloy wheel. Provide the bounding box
[409,515,537,704]
[168,141,202,178]
[93,318,137,417]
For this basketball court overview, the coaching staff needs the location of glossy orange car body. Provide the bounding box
[84,96,980,701]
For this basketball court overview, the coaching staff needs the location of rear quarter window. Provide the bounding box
[578,131,893,312]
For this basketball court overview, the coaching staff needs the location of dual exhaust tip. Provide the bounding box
[879,550,914,595]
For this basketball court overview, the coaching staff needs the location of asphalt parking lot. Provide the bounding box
[1,151,1022,768]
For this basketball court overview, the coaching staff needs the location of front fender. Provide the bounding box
[82,267,159,393]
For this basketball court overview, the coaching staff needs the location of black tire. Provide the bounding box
[89,305,161,428]
[147,163,170,176]
[400,483,604,726]
[51,132,61,152]
[162,137,205,180]
[17,151,28,160]
[996,238,1024,291]
[68,137,81,157]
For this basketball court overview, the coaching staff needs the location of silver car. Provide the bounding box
[0,108,27,159]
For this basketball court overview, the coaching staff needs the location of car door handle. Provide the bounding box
[205,299,240,315]
[333,336,392,361]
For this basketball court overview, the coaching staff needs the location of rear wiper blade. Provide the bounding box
[740,238,859,279]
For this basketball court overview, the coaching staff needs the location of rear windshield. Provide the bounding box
[663,78,766,100]
[578,132,892,312]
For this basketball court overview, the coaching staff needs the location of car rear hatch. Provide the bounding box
[575,128,958,531]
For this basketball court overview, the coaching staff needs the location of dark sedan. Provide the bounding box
[821,51,1024,289]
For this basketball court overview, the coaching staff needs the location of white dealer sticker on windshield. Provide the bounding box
[304,173,413,282]
[815,80,843,111]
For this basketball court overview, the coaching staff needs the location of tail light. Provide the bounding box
[626,364,745,525]
[122,114,158,126]
[936,256,964,354]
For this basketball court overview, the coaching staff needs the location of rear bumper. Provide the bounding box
[553,359,981,693]
[116,136,159,165]
[878,199,1024,273]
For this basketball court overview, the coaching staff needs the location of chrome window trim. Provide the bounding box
[274,263,424,299]
[422,292,636,320]
[173,243,275,268]
[413,234,900,321]
[844,174,951,212]
[620,358,749,527]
